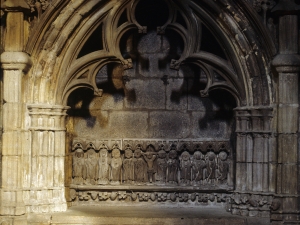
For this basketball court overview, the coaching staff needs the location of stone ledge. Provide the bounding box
[27,205,245,225]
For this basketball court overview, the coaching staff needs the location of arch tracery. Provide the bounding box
[24,0,275,107]
[20,0,278,216]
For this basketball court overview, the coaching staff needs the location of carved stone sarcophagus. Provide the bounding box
[70,139,233,204]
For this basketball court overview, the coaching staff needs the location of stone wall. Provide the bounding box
[68,31,236,141]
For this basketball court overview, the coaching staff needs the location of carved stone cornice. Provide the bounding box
[27,104,70,131]
[0,52,32,72]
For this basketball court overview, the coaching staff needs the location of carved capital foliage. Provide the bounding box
[27,104,70,131]
[235,106,273,132]
[231,193,273,217]
[70,189,230,205]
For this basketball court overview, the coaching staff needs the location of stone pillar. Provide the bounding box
[0,0,31,220]
[271,2,300,223]
[24,105,69,213]
[233,107,274,217]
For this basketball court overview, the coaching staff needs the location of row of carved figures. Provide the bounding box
[72,146,230,185]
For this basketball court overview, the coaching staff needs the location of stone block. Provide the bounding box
[46,156,54,187]
[236,134,246,162]
[246,163,253,190]
[262,163,269,192]
[47,131,55,156]
[268,136,277,163]
[40,131,49,156]
[282,164,297,194]
[124,79,165,110]
[108,111,149,138]
[73,111,110,139]
[89,93,124,111]
[22,131,32,156]
[246,135,253,162]
[236,163,247,191]
[149,111,190,138]
[54,131,66,157]
[166,78,187,110]
[191,111,233,139]
[282,197,298,212]
[2,156,18,188]
[278,74,298,104]
[22,155,31,188]
[138,53,173,77]
[253,135,264,163]
[54,157,65,187]
[277,105,298,133]
[252,163,263,192]
[30,157,38,188]
[268,163,277,193]
[277,134,297,163]
[13,216,28,225]
[3,103,22,130]
[2,131,21,156]
[137,31,164,54]
[36,156,48,187]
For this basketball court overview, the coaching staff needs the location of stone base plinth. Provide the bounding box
[27,205,270,225]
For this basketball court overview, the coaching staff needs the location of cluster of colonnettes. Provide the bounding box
[72,144,230,186]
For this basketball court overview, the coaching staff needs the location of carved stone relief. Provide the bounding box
[70,139,233,205]
[230,193,273,218]
[70,189,231,206]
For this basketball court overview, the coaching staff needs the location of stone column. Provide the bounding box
[271,1,300,223]
[0,0,32,220]
[24,105,69,213]
[233,107,274,217]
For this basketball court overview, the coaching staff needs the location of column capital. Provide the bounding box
[27,104,70,131]
[272,54,300,73]
[2,0,30,12]
[0,52,32,72]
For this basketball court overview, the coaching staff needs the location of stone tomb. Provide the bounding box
[69,139,233,206]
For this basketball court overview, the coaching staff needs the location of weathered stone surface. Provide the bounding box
[109,111,149,138]
[191,111,233,139]
[281,164,298,194]
[166,78,187,110]
[277,105,298,133]
[277,134,298,163]
[28,205,247,225]
[149,111,190,138]
[236,163,247,191]
[124,79,166,109]
[89,94,124,111]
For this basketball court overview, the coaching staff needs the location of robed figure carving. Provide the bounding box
[167,150,178,184]
[133,149,146,183]
[110,147,122,184]
[143,152,157,183]
[217,151,229,182]
[206,152,217,183]
[85,149,98,185]
[192,151,206,184]
[72,148,85,184]
[156,150,167,183]
[179,151,192,185]
[98,147,110,185]
[123,148,134,183]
